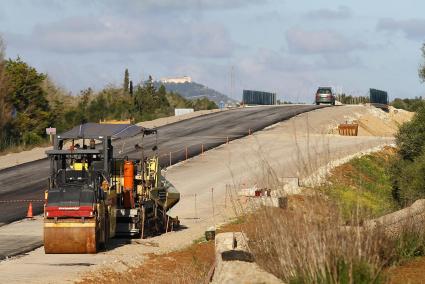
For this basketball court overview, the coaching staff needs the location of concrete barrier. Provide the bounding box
[255,196,287,208]
[365,199,425,236]
[212,232,283,284]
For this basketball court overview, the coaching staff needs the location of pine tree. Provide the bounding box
[145,75,155,97]
[129,80,133,96]
[420,44,425,82]
[123,68,129,93]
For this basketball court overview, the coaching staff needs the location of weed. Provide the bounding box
[322,148,398,221]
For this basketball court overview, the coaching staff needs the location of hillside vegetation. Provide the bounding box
[323,147,398,221]
[154,81,234,105]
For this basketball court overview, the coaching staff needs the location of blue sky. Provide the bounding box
[1,0,424,102]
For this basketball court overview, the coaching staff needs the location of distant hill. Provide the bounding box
[154,81,236,105]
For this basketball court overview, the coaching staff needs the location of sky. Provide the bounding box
[0,0,424,102]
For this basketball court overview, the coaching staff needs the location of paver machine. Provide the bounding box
[43,123,180,253]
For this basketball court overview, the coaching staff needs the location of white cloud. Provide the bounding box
[377,18,425,40]
[12,16,235,58]
[286,28,365,54]
[306,5,352,20]
[101,0,268,12]
[239,48,314,73]
[318,54,362,69]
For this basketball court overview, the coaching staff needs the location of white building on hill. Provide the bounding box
[160,76,192,84]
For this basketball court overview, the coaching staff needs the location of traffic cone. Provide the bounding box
[26,202,33,219]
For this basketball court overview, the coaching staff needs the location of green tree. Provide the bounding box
[0,37,11,148]
[192,97,218,110]
[129,80,133,96]
[391,97,425,112]
[145,75,156,98]
[419,44,425,82]
[123,68,129,93]
[5,57,51,145]
[391,107,425,205]
[86,87,133,122]
[395,107,425,162]
[75,88,93,124]
[157,84,170,110]
[133,75,157,120]
[41,76,76,132]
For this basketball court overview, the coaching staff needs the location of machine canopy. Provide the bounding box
[57,123,156,140]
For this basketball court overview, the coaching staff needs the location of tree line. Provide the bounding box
[0,39,217,151]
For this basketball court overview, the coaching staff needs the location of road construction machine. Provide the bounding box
[44,123,180,253]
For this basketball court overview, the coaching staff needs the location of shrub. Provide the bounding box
[391,106,425,205]
[22,131,43,146]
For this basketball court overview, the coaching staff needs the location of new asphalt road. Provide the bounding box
[0,105,323,225]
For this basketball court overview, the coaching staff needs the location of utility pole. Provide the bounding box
[230,65,235,99]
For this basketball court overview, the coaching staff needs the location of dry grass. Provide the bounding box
[79,241,214,284]
[78,221,246,284]
[387,257,425,284]
[241,195,394,283]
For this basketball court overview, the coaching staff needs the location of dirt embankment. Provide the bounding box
[328,105,414,137]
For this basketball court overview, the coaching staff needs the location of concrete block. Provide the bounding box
[250,196,288,209]
[212,232,283,284]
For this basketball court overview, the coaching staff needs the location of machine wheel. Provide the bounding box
[104,219,110,250]
[98,215,109,251]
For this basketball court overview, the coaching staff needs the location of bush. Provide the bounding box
[391,151,425,206]
[395,107,425,161]
[22,132,44,146]
[391,106,425,205]
[391,97,425,112]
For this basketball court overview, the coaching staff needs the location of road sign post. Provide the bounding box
[45,127,56,145]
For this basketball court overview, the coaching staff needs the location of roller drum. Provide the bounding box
[44,219,97,254]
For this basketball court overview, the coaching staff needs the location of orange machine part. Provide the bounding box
[123,160,135,208]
